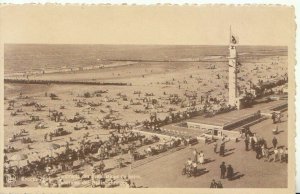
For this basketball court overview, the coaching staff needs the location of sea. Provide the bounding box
[4,44,287,74]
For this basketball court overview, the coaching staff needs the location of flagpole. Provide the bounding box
[229,25,232,44]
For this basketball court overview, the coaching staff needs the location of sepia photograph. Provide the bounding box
[0,4,296,193]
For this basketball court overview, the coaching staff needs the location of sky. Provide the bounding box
[0,5,295,45]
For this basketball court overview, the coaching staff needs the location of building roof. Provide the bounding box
[187,99,287,127]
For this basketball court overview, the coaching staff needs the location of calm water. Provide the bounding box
[4,44,287,74]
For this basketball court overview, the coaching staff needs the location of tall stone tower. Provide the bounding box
[228,28,241,109]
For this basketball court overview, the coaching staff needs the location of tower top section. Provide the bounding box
[229,26,239,46]
[228,26,238,59]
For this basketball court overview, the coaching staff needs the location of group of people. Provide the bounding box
[182,149,206,177]
[272,145,288,163]
[242,125,288,163]
[210,179,223,188]
[219,162,234,180]
[271,112,282,124]
[192,149,205,165]
[213,138,226,156]
[3,130,159,187]
[8,129,28,143]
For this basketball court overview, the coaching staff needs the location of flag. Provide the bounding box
[231,35,238,44]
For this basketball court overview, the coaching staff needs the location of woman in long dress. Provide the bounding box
[192,149,198,162]
[198,151,204,165]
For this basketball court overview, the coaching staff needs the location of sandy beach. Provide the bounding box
[3,45,289,188]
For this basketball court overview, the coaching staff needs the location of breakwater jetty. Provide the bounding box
[4,79,129,86]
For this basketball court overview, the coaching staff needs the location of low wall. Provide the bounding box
[223,113,261,130]
[186,121,222,131]
[131,129,173,139]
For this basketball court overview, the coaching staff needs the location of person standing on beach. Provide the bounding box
[272,112,276,124]
[272,136,278,149]
[44,133,48,142]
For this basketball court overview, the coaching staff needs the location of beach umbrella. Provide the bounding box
[48,143,61,157]
[10,153,28,161]
[48,143,60,150]
[10,153,28,167]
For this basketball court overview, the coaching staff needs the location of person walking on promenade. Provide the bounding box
[273,147,279,162]
[250,137,255,151]
[279,147,284,162]
[244,135,249,151]
[263,147,270,162]
[284,147,288,163]
[198,151,204,165]
[220,162,226,179]
[213,142,218,153]
[192,149,198,163]
[226,164,234,180]
[219,142,225,156]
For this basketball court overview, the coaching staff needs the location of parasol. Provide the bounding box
[48,143,61,157]
[10,153,28,161]
[10,153,28,167]
[48,143,60,150]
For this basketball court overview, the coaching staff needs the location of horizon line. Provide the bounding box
[4,43,288,47]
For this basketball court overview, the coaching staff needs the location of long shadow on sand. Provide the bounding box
[194,168,209,177]
[103,167,115,173]
[273,130,285,135]
[203,158,215,164]
[223,152,234,157]
[226,148,235,152]
[228,172,245,181]
[50,138,65,142]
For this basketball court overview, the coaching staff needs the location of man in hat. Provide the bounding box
[220,162,226,179]
[244,134,249,151]
[219,142,225,156]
